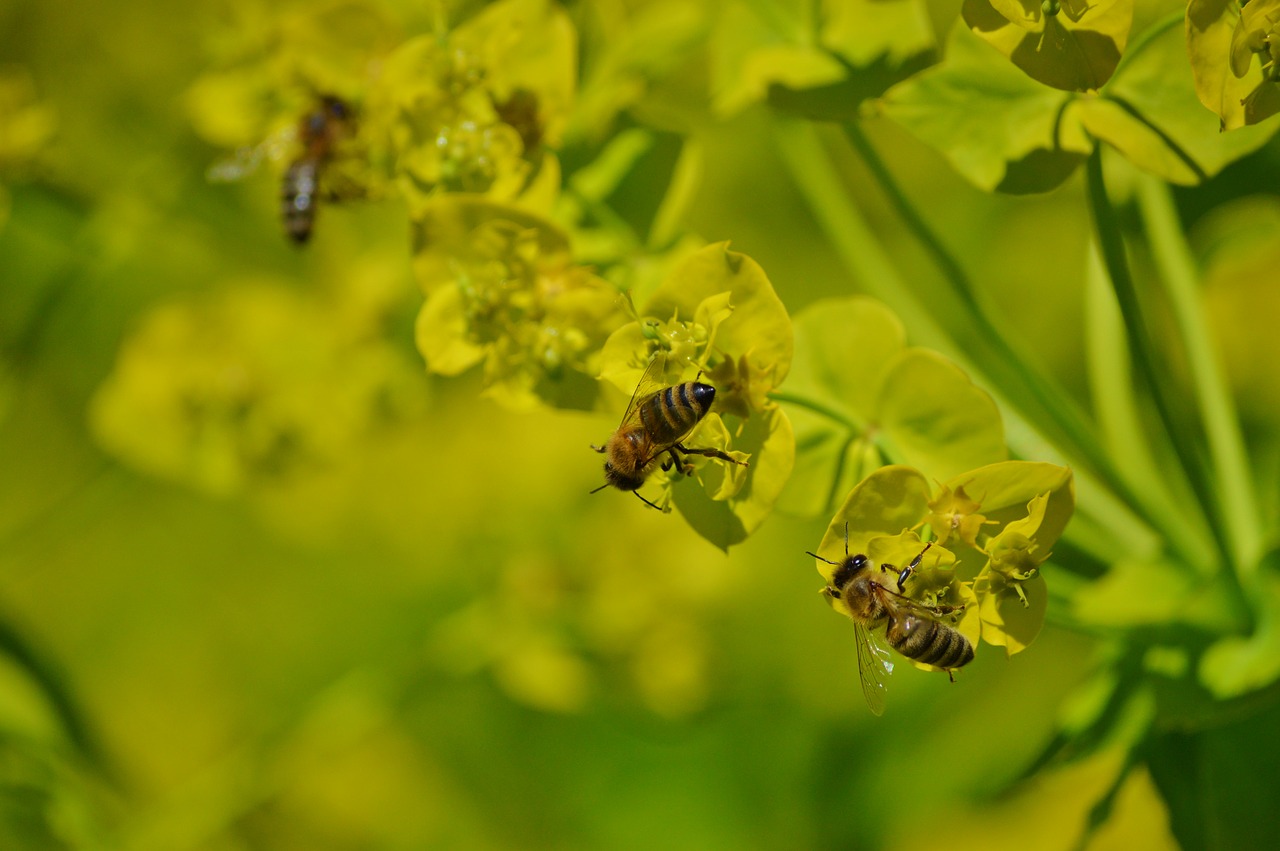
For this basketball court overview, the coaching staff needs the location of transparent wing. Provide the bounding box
[618,352,669,430]
[205,128,296,183]
[854,622,893,716]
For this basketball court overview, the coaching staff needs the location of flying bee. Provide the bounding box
[206,95,356,244]
[590,355,749,510]
[808,526,973,716]
[280,95,354,244]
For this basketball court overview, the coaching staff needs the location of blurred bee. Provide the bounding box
[280,95,353,244]
[591,355,748,510]
[206,94,355,244]
[808,527,973,715]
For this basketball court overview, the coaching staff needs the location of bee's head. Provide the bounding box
[323,97,349,120]
[602,460,645,492]
[831,554,868,592]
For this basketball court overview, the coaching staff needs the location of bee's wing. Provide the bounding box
[618,352,670,429]
[205,128,297,183]
[854,622,892,717]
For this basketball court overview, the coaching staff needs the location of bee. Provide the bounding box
[808,526,973,715]
[281,95,354,244]
[591,355,748,510]
[206,95,355,244]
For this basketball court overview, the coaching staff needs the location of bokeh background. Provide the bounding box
[4,0,1280,848]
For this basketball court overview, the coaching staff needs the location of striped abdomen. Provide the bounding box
[282,158,319,244]
[885,615,973,670]
[638,381,715,446]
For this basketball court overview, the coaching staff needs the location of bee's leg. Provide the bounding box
[666,449,693,476]
[894,542,934,593]
[947,670,957,684]
[590,444,606,453]
[631,490,667,512]
[672,443,749,468]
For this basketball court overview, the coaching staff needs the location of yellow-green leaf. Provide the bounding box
[882,21,1092,193]
[1095,13,1279,179]
[810,465,932,579]
[1187,0,1280,129]
[963,0,1134,92]
[946,461,1074,550]
[415,287,486,376]
[1199,555,1280,698]
[878,348,1007,482]
[673,405,795,550]
[774,296,902,517]
[644,242,793,390]
[977,569,1047,655]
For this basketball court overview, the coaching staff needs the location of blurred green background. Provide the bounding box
[3,0,1279,848]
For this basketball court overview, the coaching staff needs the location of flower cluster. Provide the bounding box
[1189,0,1280,128]
[412,198,628,410]
[595,243,795,549]
[90,282,425,495]
[428,510,731,717]
[368,0,574,210]
[809,462,1074,667]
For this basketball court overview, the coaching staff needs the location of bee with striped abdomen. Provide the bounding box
[808,527,973,715]
[206,94,357,244]
[281,95,354,244]
[591,355,748,510]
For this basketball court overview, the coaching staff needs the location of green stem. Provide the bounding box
[768,390,905,467]
[0,615,111,776]
[768,390,861,433]
[1134,172,1261,578]
[770,119,945,342]
[1084,149,1228,566]
[840,121,1100,476]
[1083,243,1218,573]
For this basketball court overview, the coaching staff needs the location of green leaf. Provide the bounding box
[712,0,936,117]
[963,0,1134,92]
[777,297,1007,517]
[1199,551,1280,699]
[946,461,1074,550]
[1187,0,1280,130]
[1086,13,1280,182]
[882,21,1092,192]
[809,465,932,578]
[785,296,904,417]
[1147,698,1280,851]
[773,296,902,517]
[644,242,794,392]
[566,0,710,144]
[877,348,1007,482]
[672,405,795,550]
[414,286,486,375]
[976,569,1046,654]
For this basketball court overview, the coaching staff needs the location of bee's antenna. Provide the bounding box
[843,521,850,557]
[589,483,609,495]
[806,550,838,567]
